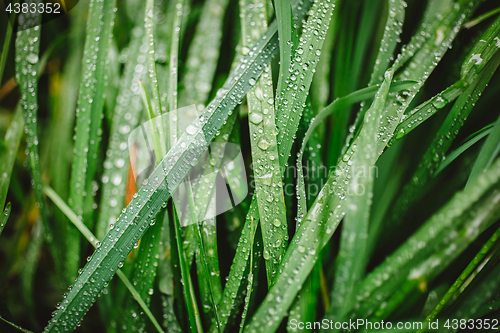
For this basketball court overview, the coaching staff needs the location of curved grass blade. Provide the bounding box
[389,79,466,145]
[0,105,23,211]
[425,223,500,322]
[241,0,287,286]
[0,315,33,333]
[0,203,11,236]
[96,27,148,240]
[67,0,116,282]
[44,7,287,330]
[43,185,164,333]
[464,5,500,29]
[468,112,500,186]
[436,125,493,175]
[327,70,393,325]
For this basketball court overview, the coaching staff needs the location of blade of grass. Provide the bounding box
[43,184,164,333]
[273,0,292,95]
[67,0,116,282]
[468,112,500,186]
[0,316,33,333]
[464,5,500,29]
[180,0,230,107]
[15,7,63,276]
[425,223,500,322]
[0,105,23,211]
[96,26,148,240]
[389,79,467,145]
[0,1,17,85]
[0,203,11,236]
[328,70,393,325]
[241,0,287,286]
[121,210,164,332]
[436,125,493,175]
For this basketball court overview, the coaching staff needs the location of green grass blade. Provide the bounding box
[389,79,466,145]
[0,2,17,86]
[450,259,500,322]
[0,105,23,211]
[468,112,500,185]
[145,0,163,119]
[96,26,148,240]
[461,13,500,78]
[241,0,287,286]
[0,203,11,236]
[425,223,500,322]
[275,0,336,171]
[436,125,493,175]
[368,0,404,86]
[67,0,116,282]
[15,7,63,275]
[464,5,500,28]
[273,0,292,95]
[43,184,164,333]
[328,70,393,323]
[180,0,230,107]
[121,211,164,332]
[393,51,500,223]
[0,315,33,333]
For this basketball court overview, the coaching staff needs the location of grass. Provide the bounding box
[0,0,500,332]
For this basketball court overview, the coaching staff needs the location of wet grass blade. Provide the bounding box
[328,70,393,324]
[180,0,229,107]
[96,26,148,240]
[389,79,466,145]
[467,112,500,185]
[425,223,500,322]
[43,184,164,333]
[275,0,336,171]
[0,105,23,211]
[436,124,493,175]
[0,2,17,85]
[67,0,116,282]
[15,9,62,275]
[241,0,287,286]
[0,203,11,236]
[121,211,164,332]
